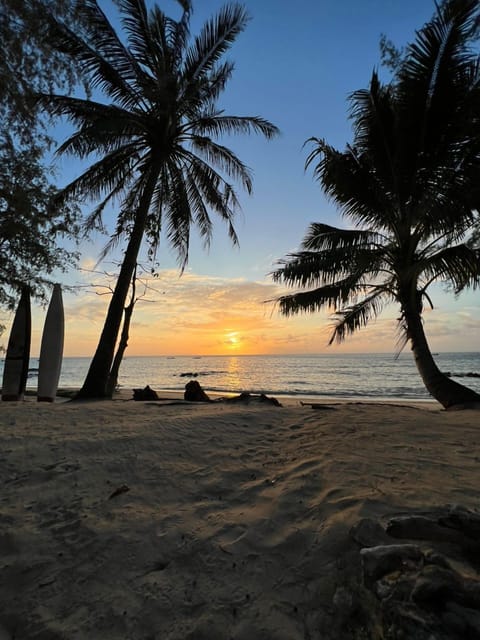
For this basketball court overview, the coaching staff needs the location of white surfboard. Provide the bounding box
[2,288,31,401]
[38,284,64,402]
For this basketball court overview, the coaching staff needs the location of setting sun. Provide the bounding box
[225,331,241,350]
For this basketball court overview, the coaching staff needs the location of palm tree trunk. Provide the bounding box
[105,266,137,397]
[404,299,480,409]
[76,170,159,400]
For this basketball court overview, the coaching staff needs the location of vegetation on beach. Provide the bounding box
[0,0,82,308]
[37,0,279,399]
[273,0,480,409]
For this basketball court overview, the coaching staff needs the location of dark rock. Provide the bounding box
[184,380,211,402]
[374,573,416,601]
[225,392,282,407]
[357,507,480,640]
[442,609,468,635]
[332,586,357,615]
[411,565,462,605]
[439,506,480,539]
[444,601,480,636]
[361,543,423,584]
[386,515,469,545]
[423,549,453,569]
[350,518,391,548]
[132,385,159,401]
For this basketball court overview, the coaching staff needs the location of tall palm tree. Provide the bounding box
[38,0,278,399]
[272,0,480,409]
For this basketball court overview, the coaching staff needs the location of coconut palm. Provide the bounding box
[272,0,480,409]
[38,0,278,399]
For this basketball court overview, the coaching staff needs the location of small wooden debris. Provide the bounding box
[300,401,335,410]
[108,484,130,500]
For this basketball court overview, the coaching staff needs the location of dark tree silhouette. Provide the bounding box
[273,0,480,409]
[39,0,279,398]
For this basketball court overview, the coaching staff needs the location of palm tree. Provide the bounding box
[38,0,279,399]
[272,0,480,409]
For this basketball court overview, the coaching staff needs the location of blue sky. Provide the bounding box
[21,0,480,356]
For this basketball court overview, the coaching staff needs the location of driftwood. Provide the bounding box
[300,401,335,410]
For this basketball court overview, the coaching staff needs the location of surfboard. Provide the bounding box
[38,283,65,402]
[2,288,31,401]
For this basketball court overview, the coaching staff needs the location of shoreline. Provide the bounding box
[27,386,441,409]
[20,352,480,404]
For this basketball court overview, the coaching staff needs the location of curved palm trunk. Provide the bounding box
[404,299,480,409]
[76,170,159,400]
[105,266,137,397]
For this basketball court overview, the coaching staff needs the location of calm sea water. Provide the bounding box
[22,352,480,401]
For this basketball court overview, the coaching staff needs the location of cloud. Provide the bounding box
[19,268,480,357]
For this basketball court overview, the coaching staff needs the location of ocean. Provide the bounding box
[23,352,480,402]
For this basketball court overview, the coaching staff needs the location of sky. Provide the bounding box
[11,0,480,357]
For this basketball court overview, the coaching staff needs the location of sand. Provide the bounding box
[0,396,479,639]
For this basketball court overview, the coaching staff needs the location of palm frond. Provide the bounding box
[191,113,279,140]
[301,222,384,251]
[36,95,146,149]
[58,144,142,204]
[46,0,145,109]
[397,0,480,195]
[305,138,396,229]
[164,161,192,269]
[420,243,480,292]
[329,289,388,344]
[349,73,399,198]
[178,62,236,120]
[275,277,372,318]
[183,4,249,83]
[189,135,253,193]
[182,152,240,245]
[184,171,213,250]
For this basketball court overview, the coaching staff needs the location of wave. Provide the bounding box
[445,371,480,379]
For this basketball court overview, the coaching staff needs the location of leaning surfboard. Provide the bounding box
[2,288,32,401]
[38,283,64,402]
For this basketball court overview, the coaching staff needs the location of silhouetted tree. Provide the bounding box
[273,0,480,409]
[39,0,279,399]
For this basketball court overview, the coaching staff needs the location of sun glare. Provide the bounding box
[225,331,241,350]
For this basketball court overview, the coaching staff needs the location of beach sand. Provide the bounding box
[0,396,479,639]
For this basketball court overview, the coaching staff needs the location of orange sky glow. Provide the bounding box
[16,268,479,358]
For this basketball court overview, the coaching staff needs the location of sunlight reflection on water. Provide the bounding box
[22,352,480,401]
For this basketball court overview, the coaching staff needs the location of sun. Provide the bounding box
[225,331,241,350]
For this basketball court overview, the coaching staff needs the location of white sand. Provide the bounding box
[0,397,479,639]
